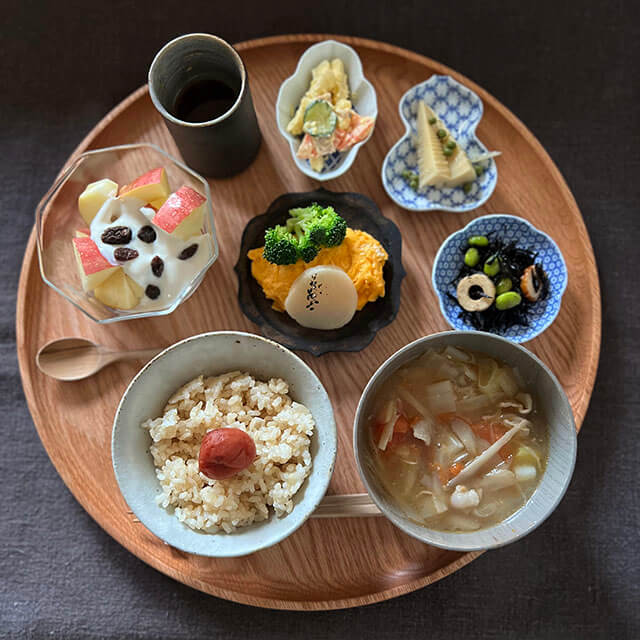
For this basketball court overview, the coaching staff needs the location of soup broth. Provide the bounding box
[370,346,548,532]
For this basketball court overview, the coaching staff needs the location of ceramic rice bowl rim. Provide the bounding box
[112,331,337,557]
[353,330,577,551]
[431,214,568,342]
[275,39,378,181]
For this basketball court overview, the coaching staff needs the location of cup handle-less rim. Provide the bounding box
[148,33,248,129]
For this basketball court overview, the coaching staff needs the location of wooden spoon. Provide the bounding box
[36,337,162,381]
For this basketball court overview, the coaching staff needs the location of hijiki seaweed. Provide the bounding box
[448,236,549,332]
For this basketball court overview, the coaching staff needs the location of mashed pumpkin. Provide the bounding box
[248,229,388,312]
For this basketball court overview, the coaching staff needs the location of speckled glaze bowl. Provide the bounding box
[276,39,377,181]
[382,75,497,212]
[112,331,337,557]
[432,214,568,343]
[353,331,577,552]
[234,188,405,356]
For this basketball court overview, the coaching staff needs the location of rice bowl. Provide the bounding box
[112,331,337,557]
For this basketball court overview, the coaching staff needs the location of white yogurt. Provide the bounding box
[90,197,211,310]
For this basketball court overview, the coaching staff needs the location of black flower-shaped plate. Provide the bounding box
[234,188,405,356]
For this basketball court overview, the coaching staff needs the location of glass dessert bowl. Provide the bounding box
[36,143,218,323]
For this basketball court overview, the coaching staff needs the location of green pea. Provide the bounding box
[495,291,522,310]
[483,255,500,276]
[437,129,447,139]
[446,140,456,150]
[463,183,472,194]
[475,165,484,177]
[464,247,480,267]
[468,235,489,247]
[443,147,453,157]
[428,117,437,125]
[496,277,513,295]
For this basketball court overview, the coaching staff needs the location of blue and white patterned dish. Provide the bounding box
[432,215,568,343]
[382,76,497,212]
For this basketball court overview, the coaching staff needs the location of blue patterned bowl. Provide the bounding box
[432,215,568,342]
[382,76,498,212]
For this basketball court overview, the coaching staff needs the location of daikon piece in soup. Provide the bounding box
[369,345,548,532]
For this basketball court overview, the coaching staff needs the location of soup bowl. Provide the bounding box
[353,331,577,551]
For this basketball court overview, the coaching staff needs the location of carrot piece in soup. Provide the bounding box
[394,415,410,434]
[448,462,465,479]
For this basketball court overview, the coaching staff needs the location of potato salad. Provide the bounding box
[287,59,375,172]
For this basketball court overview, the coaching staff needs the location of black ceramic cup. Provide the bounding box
[148,33,262,178]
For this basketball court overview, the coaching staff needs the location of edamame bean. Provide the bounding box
[464,248,480,267]
[428,117,436,125]
[437,129,447,139]
[446,140,456,150]
[495,291,521,310]
[443,147,453,156]
[496,277,513,295]
[483,255,500,276]
[468,235,489,247]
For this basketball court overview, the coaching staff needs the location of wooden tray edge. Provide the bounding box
[15,33,601,610]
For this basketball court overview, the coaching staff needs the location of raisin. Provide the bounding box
[137,225,156,243]
[101,226,132,244]
[151,256,164,277]
[113,247,139,261]
[145,284,160,300]
[178,244,198,260]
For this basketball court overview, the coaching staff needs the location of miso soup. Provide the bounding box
[369,345,548,532]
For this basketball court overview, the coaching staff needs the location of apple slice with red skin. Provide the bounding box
[119,167,170,204]
[72,236,119,291]
[152,185,206,241]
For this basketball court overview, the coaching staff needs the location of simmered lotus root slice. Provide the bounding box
[285,265,358,330]
[456,273,496,312]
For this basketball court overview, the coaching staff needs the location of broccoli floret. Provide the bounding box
[263,225,299,265]
[290,203,347,248]
[295,233,319,263]
[262,204,347,266]
[317,206,347,247]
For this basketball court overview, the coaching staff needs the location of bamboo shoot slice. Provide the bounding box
[417,102,450,188]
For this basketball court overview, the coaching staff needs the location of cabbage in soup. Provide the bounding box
[370,346,548,532]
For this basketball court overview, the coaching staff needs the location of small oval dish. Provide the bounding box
[353,330,577,551]
[276,40,377,181]
[382,75,497,212]
[432,214,568,342]
[234,189,405,356]
[112,331,337,558]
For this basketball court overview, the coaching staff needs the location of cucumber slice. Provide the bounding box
[302,100,337,138]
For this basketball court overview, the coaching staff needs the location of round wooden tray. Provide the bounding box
[16,35,600,610]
